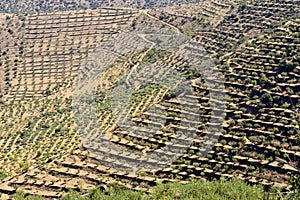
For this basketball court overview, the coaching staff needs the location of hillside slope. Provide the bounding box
[0,0,299,199]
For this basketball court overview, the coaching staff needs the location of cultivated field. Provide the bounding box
[0,0,299,199]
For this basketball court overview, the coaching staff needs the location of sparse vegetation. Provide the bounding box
[0,0,299,199]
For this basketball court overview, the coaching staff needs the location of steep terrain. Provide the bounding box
[0,0,299,199]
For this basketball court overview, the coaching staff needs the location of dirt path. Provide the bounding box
[142,10,181,35]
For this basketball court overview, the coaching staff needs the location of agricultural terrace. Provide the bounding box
[0,0,299,199]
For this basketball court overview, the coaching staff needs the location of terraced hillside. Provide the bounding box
[2,8,138,103]
[0,0,299,199]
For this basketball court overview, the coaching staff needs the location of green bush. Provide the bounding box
[12,178,285,200]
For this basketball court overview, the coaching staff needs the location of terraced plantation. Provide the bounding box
[0,0,299,199]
